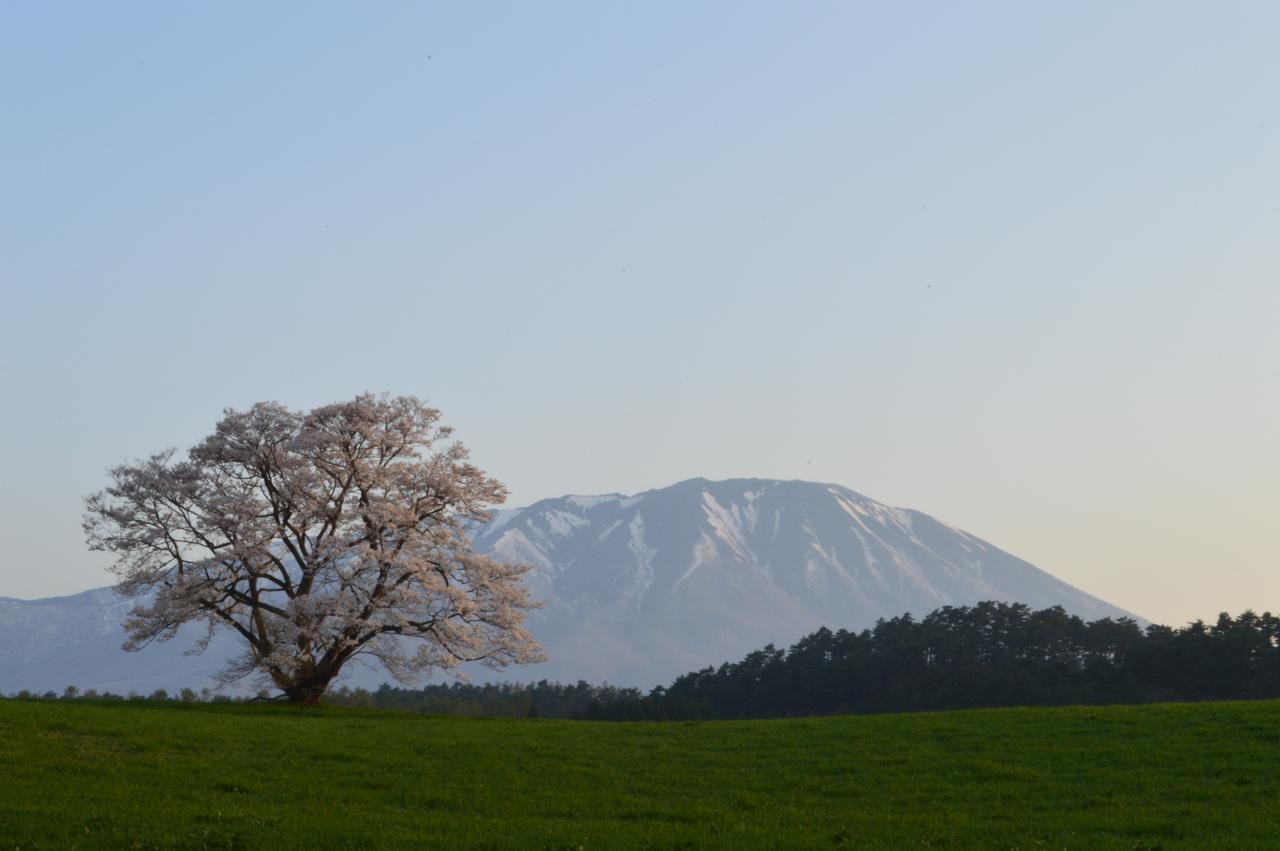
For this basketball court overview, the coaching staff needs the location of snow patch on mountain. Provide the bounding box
[544,509,590,537]
[623,513,658,615]
[567,494,619,510]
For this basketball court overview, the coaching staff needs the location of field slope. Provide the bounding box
[1,698,1276,848]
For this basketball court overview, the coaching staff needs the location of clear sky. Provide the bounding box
[2,2,1276,625]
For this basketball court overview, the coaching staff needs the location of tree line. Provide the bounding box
[1,680,643,718]
[581,602,1280,719]
[324,680,644,717]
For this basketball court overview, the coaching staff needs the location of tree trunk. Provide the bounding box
[283,676,333,706]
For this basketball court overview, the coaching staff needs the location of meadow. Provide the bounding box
[2,697,1276,849]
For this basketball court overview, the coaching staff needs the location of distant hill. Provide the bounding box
[0,478,1137,693]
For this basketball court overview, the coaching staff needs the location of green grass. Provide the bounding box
[1,698,1277,849]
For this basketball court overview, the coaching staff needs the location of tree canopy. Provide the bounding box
[84,393,543,704]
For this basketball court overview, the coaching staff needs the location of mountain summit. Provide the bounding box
[0,478,1135,693]
[472,478,1135,686]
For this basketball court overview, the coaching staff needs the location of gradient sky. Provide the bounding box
[2,3,1277,626]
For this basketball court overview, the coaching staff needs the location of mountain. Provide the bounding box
[0,478,1137,693]
[0,588,240,695]
[476,478,1137,687]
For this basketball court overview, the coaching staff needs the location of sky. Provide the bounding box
[1,2,1276,626]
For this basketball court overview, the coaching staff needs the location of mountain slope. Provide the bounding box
[0,588,239,695]
[0,478,1137,692]
[475,478,1136,686]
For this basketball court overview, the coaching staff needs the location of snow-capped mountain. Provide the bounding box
[475,478,1136,687]
[0,478,1137,693]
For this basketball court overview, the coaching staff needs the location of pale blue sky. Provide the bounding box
[2,3,1277,624]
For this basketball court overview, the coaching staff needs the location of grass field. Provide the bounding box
[1,698,1277,849]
